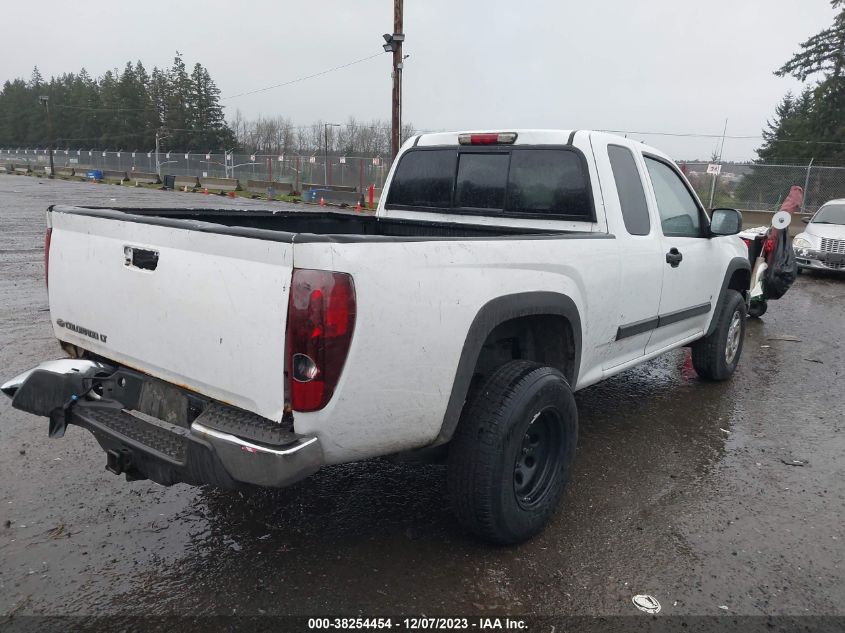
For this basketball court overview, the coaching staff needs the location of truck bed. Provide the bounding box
[46,205,604,426]
[53,205,587,242]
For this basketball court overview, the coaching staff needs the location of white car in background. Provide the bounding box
[793,200,845,272]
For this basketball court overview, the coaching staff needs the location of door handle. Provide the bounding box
[665,248,683,268]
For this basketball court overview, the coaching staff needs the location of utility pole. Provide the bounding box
[39,96,55,178]
[708,118,728,209]
[324,125,329,186]
[387,0,404,160]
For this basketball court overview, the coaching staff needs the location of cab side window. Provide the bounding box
[644,157,704,237]
[608,145,650,236]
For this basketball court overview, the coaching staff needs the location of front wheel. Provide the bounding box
[691,290,746,381]
[447,361,578,544]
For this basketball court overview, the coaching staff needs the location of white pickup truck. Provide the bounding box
[3,130,751,543]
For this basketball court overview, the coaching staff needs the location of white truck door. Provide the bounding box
[641,155,721,353]
[597,141,664,370]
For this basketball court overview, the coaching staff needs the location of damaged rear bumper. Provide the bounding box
[2,360,322,488]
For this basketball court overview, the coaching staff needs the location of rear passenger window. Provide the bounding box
[455,153,509,209]
[506,150,591,217]
[386,149,456,208]
[608,145,650,235]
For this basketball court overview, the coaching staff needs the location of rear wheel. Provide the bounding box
[447,361,577,544]
[692,290,746,381]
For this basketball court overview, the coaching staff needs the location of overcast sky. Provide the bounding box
[2,1,835,160]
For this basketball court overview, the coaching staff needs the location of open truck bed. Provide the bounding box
[44,205,581,423]
[59,205,575,242]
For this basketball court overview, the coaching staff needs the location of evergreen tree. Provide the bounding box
[29,66,43,88]
[755,0,845,164]
[0,55,235,151]
[739,0,845,207]
[188,63,231,149]
[166,52,192,149]
[775,0,845,82]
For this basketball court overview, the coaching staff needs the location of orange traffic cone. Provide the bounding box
[228,191,236,198]
[319,197,325,207]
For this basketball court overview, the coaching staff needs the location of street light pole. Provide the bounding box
[39,96,55,179]
[324,123,340,186]
[155,129,162,178]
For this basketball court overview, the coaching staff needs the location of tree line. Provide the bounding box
[0,55,416,158]
[0,53,233,151]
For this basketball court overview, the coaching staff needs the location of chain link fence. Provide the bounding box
[3,148,845,211]
[680,161,845,214]
[0,147,391,191]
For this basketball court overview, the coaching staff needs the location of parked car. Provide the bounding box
[2,130,750,544]
[793,199,845,273]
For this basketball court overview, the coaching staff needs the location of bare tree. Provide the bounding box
[228,115,414,157]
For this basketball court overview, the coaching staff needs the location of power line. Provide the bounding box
[222,51,387,100]
[45,50,388,114]
[600,128,845,146]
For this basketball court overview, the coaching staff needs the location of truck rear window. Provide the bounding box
[385,149,456,208]
[386,147,594,220]
[456,153,509,209]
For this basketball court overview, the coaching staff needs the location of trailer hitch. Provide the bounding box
[105,448,134,475]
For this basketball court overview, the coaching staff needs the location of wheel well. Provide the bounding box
[468,315,575,399]
[728,268,751,299]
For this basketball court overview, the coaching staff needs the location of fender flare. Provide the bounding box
[706,256,752,337]
[434,292,582,445]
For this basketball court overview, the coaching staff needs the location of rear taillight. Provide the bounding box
[458,132,518,145]
[741,238,751,249]
[44,227,52,287]
[286,269,356,412]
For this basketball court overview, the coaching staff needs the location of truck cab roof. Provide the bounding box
[411,129,670,160]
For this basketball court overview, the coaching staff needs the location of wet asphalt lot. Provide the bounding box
[0,175,843,624]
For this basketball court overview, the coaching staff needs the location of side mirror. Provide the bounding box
[801,216,811,224]
[710,208,742,236]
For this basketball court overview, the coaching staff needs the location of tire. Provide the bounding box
[692,290,746,381]
[447,360,578,544]
[748,300,767,318]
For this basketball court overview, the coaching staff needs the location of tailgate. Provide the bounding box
[47,207,292,421]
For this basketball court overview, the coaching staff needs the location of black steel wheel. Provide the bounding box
[448,361,577,544]
[513,408,564,510]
